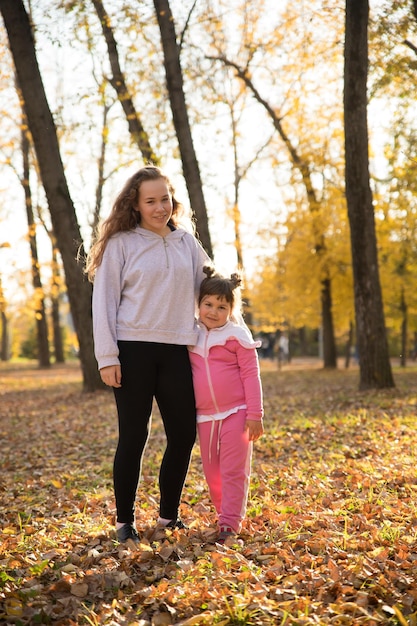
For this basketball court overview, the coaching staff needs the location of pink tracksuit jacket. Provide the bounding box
[188,320,264,532]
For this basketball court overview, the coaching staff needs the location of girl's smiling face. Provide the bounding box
[135,178,173,235]
[199,295,232,330]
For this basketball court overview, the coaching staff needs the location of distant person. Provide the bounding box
[86,165,209,545]
[278,333,289,367]
[259,332,272,359]
[188,266,264,544]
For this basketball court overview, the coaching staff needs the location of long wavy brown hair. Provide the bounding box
[85,165,184,281]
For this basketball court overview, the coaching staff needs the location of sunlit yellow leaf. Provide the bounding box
[5,598,23,617]
[392,605,409,626]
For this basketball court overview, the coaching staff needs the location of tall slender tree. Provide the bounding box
[344,0,394,389]
[35,210,66,364]
[0,0,102,390]
[153,0,213,257]
[20,108,50,368]
[210,54,338,368]
[0,242,10,361]
[91,0,159,166]
[50,243,65,364]
[0,276,7,361]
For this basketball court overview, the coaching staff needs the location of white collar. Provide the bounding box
[189,319,261,356]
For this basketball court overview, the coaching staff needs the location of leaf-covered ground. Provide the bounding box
[1,359,417,625]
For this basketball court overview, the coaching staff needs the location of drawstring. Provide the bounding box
[208,418,222,463]
[217,420,222,456]
[208,419,215,463]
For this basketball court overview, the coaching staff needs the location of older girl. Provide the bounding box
[86,165,209,544]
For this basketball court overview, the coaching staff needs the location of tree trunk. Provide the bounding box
[1,0,103,391]
[0,276,9,361]
[343,0,394,389]
[0,311,8,361]
[51,246,65,363]
[413,331,417,361]
[321,277,337,368]
[153,0,213,257]
[344,319,354,369]
[400,288,407,368]
[298,327,307,356]
[92,100,110,235]
[91,0,159,165]
[51,296,65,363]
[21,111,50,368]
[231,161,254,325]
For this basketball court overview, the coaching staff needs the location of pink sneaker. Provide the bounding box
[217,526,236,544]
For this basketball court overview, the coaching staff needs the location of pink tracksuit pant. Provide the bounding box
[197,408,252,533]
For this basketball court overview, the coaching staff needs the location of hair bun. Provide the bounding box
[230,272,242,288]
[203,265,215,278]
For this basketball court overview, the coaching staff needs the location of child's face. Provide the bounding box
[199,295,232,330]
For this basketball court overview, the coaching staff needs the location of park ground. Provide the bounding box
[1,358,417,625]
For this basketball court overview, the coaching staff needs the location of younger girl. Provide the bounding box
[188,266,264,543]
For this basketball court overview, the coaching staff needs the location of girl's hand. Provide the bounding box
[245,419,264,441]
[100,365,122,388]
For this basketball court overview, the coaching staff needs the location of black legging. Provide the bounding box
[113,341,197,523]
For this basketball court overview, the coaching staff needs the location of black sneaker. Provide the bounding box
[117,523,140,544]
[165,519,187,530]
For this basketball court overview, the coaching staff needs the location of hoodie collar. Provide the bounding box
[134,225,185,240]
[189,319,261,356]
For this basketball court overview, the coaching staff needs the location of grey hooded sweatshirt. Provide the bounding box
[92,226,209,370]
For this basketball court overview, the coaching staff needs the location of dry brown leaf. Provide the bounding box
[70,582,89,597]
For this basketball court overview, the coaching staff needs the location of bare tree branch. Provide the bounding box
[404,38,417,56]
